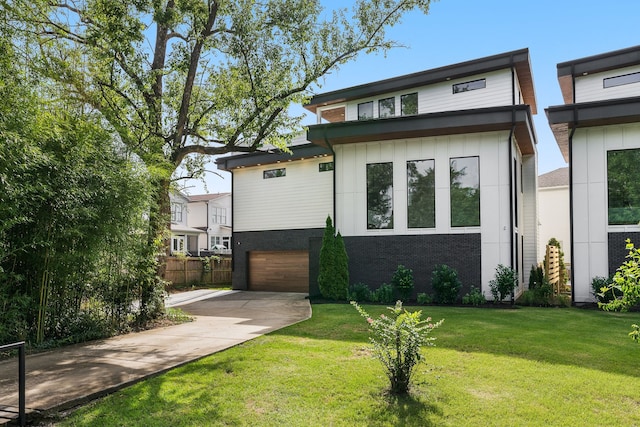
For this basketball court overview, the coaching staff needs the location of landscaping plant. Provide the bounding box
[600,239,640,343]
[347,283,372,302]
[461,286,486,306]
[431,264,462,304]
[391,265,414,301]
[416,292,432,305]
[489,264,518,303]
[318,216,349,300]
[351,300,443,394]
[371,283,395,304]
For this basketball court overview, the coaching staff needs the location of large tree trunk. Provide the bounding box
[138,177,172,322]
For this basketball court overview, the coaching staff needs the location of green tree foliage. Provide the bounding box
[6,0,438,265]
[391,265,414,301]
[318,216,349,300]
[0,32,156,345]
[600,239,640,343]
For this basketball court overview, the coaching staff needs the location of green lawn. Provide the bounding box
[59,304,639,426]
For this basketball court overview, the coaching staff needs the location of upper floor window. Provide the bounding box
[263,168,286,179]
[319,162,334,172]
[450,156,480,227]
[367,162,394,229]
[453,78,486,94]
[211,207,227,224]
[407,159,435,228]
[607,149,640,225]
[358,101,373,120]
[171,202,183,223]
[603,72,640,88]
[378,97,395,118]
[401,93,418,116]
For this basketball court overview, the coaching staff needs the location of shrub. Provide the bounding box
[371,283,395,304]
[592,276,615,303]
[461,286,486,306]
[351,300,443,394]
[347,283,372,302]
[431,265,462,304]
[416,293,432,305]
[528,264,545,289]
[391,265,414,301]
[489,264,518,302]
[318,216,349,300]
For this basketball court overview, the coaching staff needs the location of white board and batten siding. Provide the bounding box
[233,157,334,232]
[344,69,520,121]
[571,122,640,302]
[334,131,518,288]
[575,65,640,103]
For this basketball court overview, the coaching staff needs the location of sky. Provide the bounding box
[182,0,640,195]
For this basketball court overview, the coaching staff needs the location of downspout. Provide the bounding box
[323,133,337,225]
[568,106,578,305]
[509,57,516,304]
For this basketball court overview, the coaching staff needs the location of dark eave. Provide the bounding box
[306,48,537,115]
[216,143,332,171]
[557,45,640,104]
[307,105,537,156]
[545,96,640,162]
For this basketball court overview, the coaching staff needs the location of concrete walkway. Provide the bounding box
[0,291,311,425]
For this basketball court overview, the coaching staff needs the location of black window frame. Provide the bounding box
[603,72,640,89]
[263,168,286,179]
[319,162,334,172]
[366,162,394,230]
[407,159,436,229]
[450,156,481,227]
[400,92,418,116]
[378,97,396,118]
[453,78,486,94]
[357,101,374,120]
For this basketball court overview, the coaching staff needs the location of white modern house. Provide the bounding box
[219,48,540,298]
[546,45,640,303]
[187,193,233,254]
[169,191,205,256]
[538,167,570,265]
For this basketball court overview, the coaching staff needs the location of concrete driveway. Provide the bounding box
[0,291,311,425]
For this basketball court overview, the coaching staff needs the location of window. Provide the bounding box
[211,207,227,224]
[222,236,231,249]
[378,97,395,118]
[319,162,334,172]
[607,149,640,225]
[211,236,220,248]
[401,93,418,116]
[407,160,435,228]
[604,72,640,88]
[358,101,373,120]
[172,236,185,253]
[450,157,480,227]
[453,78,486,94]
[263,168,286,179]
[367,163,394,229]
[171,202,183,223]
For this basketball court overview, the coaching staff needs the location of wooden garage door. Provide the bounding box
[248,250,309,292]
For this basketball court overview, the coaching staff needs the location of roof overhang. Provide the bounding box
[307,105,537,156]
[305,48,537,116]
[557,45,640,104]
[171,225,207,234]
[216,143,332,171]
[545,96,640,162]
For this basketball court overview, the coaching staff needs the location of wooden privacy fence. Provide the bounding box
[165,256,232,286]
[545,245,560,293]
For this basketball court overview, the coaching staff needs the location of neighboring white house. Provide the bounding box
[219,48,539,298]
[538,167,570,266]
[546,44,640,303]
[169,191,206,256]
[187,193,232,254]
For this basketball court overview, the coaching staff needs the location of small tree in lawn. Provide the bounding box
[600,239,640,343]
[489,264,518,303]
[318,216,348,300]
[352,301,443,394]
